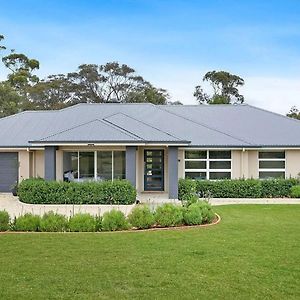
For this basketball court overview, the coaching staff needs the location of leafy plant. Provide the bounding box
[0,210,9,231]
[183,203,203,225]
[40,211,68,232]
[290,185,300,198]
[69,213,96,232]
[15,213,41,231]
[155,203,183,227]
[101,210,130,231]
[127,205,155,229]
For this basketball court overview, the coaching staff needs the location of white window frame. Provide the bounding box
[258,151,286,179]
[184,150,232,180]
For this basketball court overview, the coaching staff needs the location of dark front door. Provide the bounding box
[144,149,164,191]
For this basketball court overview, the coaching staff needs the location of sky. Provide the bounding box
[1,0,300,114]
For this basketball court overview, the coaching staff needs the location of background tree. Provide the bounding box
[0,82,25,117]
[194,71,245,104]
[286,106,300,120]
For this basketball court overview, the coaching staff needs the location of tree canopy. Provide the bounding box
[286,106,300,120]
[194,70,245,104]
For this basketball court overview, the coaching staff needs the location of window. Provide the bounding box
[184,150,231,180]
[63,150,125,181]
[259,151,285,179]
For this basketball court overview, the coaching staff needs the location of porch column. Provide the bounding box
[168,146,178,199]
[44,146,57,181]
[126,146,137,187]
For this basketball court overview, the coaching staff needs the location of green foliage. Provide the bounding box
[194,70,244,104]
[0,210,9,231]
[95,215,102,232]
[14,213,41,231]
[102,210,130,231]
[155,203,183,227]
[290,185,300,198]
[178,178,299,199]
[40,212,68,232]
[69,214,96,232]
[195,201,215,223]
[127,205,155,229]
[18,178,136,205]
[286,106,300,120]
[183,203,203,225]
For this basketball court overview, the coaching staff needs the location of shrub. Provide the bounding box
[127,205,155,229]
[101,210,130,231]
[183,203,203,225]
[15,213,41,231]
[69,213,96,232]
[196,201,215,223]
[0,211,9,231]
[18,178,136,205]
[40,212,68,232]
[155,203,183,227]
[291,185,300,198]
[178,178,299,199]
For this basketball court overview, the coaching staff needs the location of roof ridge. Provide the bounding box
[32,119,141,142]
[245,104,300,124]
[104,112,184,141]
[157,105,254,146]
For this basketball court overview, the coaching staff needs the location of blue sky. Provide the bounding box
[1,0,300,113]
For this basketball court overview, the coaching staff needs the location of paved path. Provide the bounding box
[0,193,135,218]
[209,198,300,205]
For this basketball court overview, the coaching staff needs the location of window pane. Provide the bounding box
[209,161,231,169]
[209,151,231,159]
[185,150,206,159]
[259,161,285,169]
[185,172,207,180]
[113,151,125,180]
[63,152,78,180]
[185,160,206,170]
[79,152,94,180]
[209,172,231,179]
[259,151,285,159]
[97,151,112,180]
[259,171,285,179]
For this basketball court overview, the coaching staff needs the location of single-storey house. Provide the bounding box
[0,103,300,199]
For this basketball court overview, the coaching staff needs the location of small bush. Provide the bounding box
[183,203,203,225]
[69,213,96,232]
[155,203,183,227]
[40,212,68,232]
[197,201,215,223]
[128,205,155,229]
[0,211,9,231]
[291,185,300,198]
[15,213,41,231]
[102,210,130,231]
[18,178,136,205]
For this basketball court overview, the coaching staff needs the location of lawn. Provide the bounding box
[0,205,299,300]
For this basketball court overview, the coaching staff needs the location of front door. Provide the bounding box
[144,149,164,191]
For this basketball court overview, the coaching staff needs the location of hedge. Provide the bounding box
[18,178,137,205]
[179,178,300,199]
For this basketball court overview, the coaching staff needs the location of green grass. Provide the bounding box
[1,205,300,299]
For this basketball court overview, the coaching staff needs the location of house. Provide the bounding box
[0,103,300,199]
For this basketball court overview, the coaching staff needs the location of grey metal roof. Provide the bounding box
[0,103,300,147]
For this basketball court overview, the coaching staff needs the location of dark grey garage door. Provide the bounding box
[0,153,18,192]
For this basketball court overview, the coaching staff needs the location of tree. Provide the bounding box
[0,34,6,51]
[194,71,245,104]
[67,62,147,103]
[286,106,300,120]
[0,82,25,117]
[2,52,39,90]
[127,85,169,104]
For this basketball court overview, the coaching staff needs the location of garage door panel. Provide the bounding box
[0,153,18,192]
